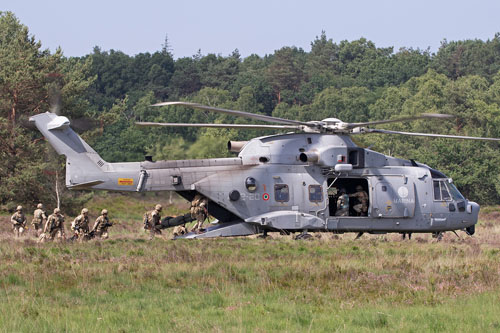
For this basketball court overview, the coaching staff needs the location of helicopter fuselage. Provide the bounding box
[30,113,479,238]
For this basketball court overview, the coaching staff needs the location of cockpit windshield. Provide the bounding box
[433,179,465,201]
[446,181,465,201]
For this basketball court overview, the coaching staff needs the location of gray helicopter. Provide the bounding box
[30,102,500,239]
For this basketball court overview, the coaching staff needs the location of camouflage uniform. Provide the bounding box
[172,224,187,237]
[41,208,65,241]
[71,208,90,241]
[335,190,349,216]
[92,209,112,239]
[144,204,162,239]
[349,185,369,216]
[11,206,27,237]
[190,195,208,233]
[32,204,47,237]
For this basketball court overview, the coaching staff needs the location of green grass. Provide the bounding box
[1,194,500,331]
[1,236,500,332]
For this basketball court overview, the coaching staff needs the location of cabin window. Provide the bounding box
[433,180,452,201]
[309,185,323,202]
[245,177,257,192]
[274,184,289,202]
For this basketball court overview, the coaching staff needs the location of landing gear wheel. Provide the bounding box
[432,232,444,241]
[294,233,312,240]
[258,230,272,239]
[465,225,475,236]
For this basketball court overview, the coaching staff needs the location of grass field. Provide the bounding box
[1,193,500,332]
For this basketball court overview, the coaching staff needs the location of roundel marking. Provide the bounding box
[398,186,409,198]
[262,193,270,201]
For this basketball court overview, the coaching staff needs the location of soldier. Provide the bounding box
[190,195,208,233]
[172,223,187,237]
[91,209,113,239]
[71,208,90,241]
[11,205,27,237]
[349,185,369,216]
[143,204,162,239]
[32,203,47,237]
[335,189,349,216]
[41,208,65,242]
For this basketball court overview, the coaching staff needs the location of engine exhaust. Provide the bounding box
[228,141,248,153]
[299,152,319,163]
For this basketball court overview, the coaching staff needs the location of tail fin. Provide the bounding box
[30,112,107,188]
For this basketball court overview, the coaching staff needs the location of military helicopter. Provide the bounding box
[30,102,500,239]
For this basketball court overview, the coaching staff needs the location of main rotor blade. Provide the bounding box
[136,122,302,130]
[151,101,311,126]
[362,128,500,141]
[347,113,454,129]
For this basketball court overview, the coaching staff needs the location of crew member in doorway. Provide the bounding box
[335,188,349,216]
[350,185,368,216]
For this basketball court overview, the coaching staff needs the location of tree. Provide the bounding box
[266,46,307,104]
[0,11,93,210]
[432,35,500,80]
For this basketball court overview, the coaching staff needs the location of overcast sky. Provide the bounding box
[3,0,500,59]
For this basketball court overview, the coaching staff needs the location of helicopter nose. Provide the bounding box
[467,201,479,214]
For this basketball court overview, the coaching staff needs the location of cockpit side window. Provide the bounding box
[433,181,441,200]
[441,182,451,200]
[434,180,452,201]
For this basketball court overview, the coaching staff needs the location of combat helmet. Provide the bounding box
[155,204,162,212]
[101,209,108,215]
[37,203,43,209]
[54,208,61,214]
[16,205,23,211]
[81,208,89,214]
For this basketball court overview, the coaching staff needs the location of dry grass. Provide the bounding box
[1,196,500,331]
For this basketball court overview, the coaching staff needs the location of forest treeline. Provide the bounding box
[1,11,500,210]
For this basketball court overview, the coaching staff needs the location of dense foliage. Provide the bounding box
[1,11,500,207]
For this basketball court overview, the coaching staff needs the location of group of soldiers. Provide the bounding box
[143,194,208,240]
[335,185,369,217]
[9,204,113,242]
[9,194,210,241]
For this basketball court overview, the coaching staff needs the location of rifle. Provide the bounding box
[103,221,113,228]
[47,218,56,233]
[87,230,96,239]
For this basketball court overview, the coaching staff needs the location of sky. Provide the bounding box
[3,0,500,59]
